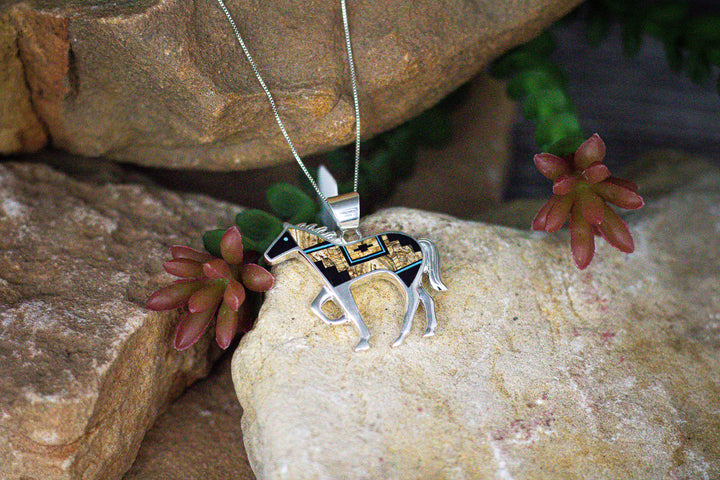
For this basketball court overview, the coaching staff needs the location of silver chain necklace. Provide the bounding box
[216,2,449,350]
[214,0,362,234]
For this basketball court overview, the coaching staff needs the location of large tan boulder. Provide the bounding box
[232,155,720,479]
[0,162,236,480]
[1,0,581,169]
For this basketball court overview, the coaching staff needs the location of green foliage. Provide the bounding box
[234,209,284,253]
[202,228,226,258]
[203,183,314,255]
[586,0,720,88]
[266,183,316,225]
[490,32,583,155]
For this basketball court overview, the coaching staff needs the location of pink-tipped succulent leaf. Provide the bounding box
[532,133,643,269]
[220,226,244,265]
[241,264,275,292]
[533,153,571,180]
[147,226,274,350]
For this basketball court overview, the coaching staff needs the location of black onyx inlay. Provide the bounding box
[356,243,371,253]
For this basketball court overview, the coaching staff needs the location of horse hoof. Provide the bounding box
[423,330,435,337]
[391,337,404,348]
[354,339,370,351]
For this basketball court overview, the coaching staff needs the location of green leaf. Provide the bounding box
[506,66,564,100]
[599,0,630,16]
[524,31,557,58]
[235,209,284,253]
[490,50,547,78]
[522,88,572,121]
[646,1,687,26]
[662,36,683,71]
[709,48,720,67]
[535,112,582,152]
[266,183,317,224]
[322,149,353,177]
[202,228,225,258]
[547,134,585,157]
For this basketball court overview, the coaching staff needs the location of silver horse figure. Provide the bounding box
[264,223,447,351]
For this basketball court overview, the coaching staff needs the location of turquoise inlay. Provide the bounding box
[341,235,387,265]
[395,260,422,274]
[304,242,330,254]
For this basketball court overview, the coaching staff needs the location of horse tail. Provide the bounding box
[419,239,448,292]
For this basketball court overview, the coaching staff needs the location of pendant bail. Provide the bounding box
[322,192,360,234]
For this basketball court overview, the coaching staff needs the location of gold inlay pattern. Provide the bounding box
[289,229,422,279]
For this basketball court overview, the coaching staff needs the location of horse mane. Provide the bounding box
[292,223,340,243]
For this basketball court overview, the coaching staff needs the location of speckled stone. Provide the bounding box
[0,162,236,480]
[0,13,45,154]
[124,356,255,480]
[232,158,720,479]
[0,0,581,169]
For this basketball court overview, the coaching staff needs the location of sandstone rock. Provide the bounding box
[232,160,720,478]
[0,13,46,154]
[124,356,255,480]
[137,73,517,219]
[1,0,581,169]
[0,162,237,480]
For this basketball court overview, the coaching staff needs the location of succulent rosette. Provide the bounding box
[146,226,274,350]
[532,133,644,269]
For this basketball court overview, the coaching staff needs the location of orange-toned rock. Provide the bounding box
[0,162,236,480]
[1,0,581,169]
[124,356,255,480]
[0,14,46,154]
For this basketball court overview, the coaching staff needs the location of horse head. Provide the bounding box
[264,224,300,265]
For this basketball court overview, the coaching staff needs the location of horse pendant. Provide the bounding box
[264,223,447,351]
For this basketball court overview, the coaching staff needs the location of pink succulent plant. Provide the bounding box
[146,226,274,350]
[532,133,644,269]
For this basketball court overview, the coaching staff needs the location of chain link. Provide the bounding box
[214,0,361,205]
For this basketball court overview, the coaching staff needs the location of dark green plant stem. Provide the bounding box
[586,0,720,91]
[489,32,586,156]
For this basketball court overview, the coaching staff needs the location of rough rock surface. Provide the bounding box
[0,13,46,154]
[1,0,581,169]
[0,162,236,480]
[232,158,720,479]
[124,355,255,480]
[136,73,517,220]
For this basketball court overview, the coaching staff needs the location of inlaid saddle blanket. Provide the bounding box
[288,228,423,287]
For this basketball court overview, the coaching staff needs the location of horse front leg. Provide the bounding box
[310,285,348,325]
[417,286,437,337]
[335,284,371,351]
[392,286,420,348]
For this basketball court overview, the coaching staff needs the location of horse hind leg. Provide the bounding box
[392,286,420,348]
[310,285,347,325]
[335,284,371,351]
[417,286,438,337]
